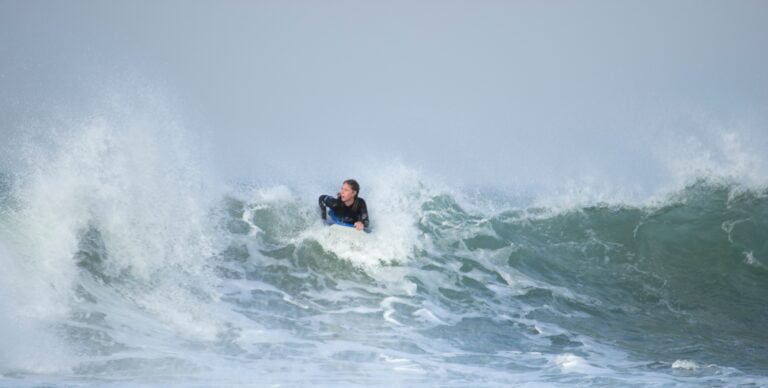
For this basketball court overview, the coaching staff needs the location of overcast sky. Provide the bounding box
[2,1,767,191]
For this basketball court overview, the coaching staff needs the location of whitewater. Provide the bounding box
[1,105,767,387]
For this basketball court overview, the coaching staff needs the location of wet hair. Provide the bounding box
[342,179,361,210]
[343,179,360,196]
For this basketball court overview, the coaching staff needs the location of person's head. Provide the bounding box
[339,179,360,203]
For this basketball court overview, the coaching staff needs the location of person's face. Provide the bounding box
[339,183,356,203]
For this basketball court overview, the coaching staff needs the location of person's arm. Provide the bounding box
[357,199,370,229]
[319,194,340,220]
[318,195,328,220]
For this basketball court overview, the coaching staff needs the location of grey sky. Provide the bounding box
[2,1,767,190]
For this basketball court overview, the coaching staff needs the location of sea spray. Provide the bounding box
[1,96,229,379]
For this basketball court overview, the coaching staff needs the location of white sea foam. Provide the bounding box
[555,353,585,369]
[743,251,765,268]
[672,359,700,370]
[553,353,607,375]
[0,255,69,375]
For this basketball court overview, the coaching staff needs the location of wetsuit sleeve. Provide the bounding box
[358,199,370,228]
[318,195,339,220]
[318,195,328,219]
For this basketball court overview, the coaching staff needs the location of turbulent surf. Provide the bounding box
[1,119,767,387]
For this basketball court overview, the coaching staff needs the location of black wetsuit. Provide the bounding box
[318,195,370,229]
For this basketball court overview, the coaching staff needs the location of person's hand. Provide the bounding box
[354,221,364,231]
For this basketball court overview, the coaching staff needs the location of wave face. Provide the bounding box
[1,117,768,386]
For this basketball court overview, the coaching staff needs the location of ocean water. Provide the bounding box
[1,116,767,387]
